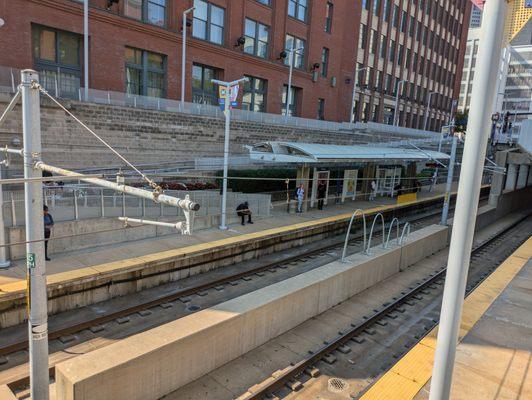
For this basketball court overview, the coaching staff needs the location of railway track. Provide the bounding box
[0,203,465,397]
[234,214,531,400]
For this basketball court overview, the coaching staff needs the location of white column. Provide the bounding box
[516,165,529,189]
[22,70,50,400]
[429,1,508,399]
[0,162,10,268]
[504,163,518,191]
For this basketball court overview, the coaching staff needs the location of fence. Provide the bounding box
[2,185,271,227]
[0,65,441,139]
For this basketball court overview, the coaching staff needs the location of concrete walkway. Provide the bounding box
[0,183,459,285]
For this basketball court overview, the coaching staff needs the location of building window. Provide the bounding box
[288,0,308,23]
[255,0,271,5]
[379,34,386,59]
[242,76,267,112]
[191,63,218,105]
[370,29,378,54]
[317,98,325,120]
[362,0,370,11]
[373,0,380,16]
[244,19,269,58]
[321,48,329,77]
[383,0,390,22]
[325,2,333,33]
[124,0,166,27]
[392,4,399,27]
[282,85,298,116]
[32,25,81,99]
[400,10,407,32]
[359,24,367,50]
[193,0,225,45]
[125,47,165,98]
[285,35,306,69]
[388,39,396,61]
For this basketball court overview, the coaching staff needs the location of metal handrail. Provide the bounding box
[399,222,411,245]
[385,217,400,248]
[366,213,386,255]
[341,209,366,262]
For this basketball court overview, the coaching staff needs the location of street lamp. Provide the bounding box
[393,79,406,126]
[181,6,195,104]
[349,66,367,123]
[211,77,249,230]
[423,91,437,131]
[284,45,304,119]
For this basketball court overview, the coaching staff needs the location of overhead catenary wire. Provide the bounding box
[38,87,161,192]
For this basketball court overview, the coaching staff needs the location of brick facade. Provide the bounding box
[0,0,470,126]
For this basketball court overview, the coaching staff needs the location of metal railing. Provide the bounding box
[2,184,271,227]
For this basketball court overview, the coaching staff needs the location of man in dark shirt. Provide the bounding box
[236,201,253,226]
[43,205,54,261]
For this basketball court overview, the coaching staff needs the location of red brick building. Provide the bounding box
[0,0,470,128]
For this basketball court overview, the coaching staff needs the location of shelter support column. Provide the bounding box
[361,163,376,201]
[488,151,508,207]
[504,163,518,191]
[516,164,529,189]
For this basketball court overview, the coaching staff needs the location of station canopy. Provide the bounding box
[246,142,450,164]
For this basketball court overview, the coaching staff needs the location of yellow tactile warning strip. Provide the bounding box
[0,186,488,294]
[359,236,532,400]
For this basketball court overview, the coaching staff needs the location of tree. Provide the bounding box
[454,110,468,133]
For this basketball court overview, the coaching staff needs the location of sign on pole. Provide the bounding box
[218,85,239,110]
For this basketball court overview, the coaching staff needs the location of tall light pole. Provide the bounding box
[429,1,508,399]
[285,45,304,119]
[181,6,195,104]
[212,77,248,230]
[423,91,437,131]
[349,66,367,123]
[393,79,406,126]
[83,0,89,101]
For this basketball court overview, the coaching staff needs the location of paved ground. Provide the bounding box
[415,258,532,400]
[0,183,458,285]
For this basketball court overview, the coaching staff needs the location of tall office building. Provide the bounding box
[353,0,471,132]
[0,0,471,127]
[469,6,482,28]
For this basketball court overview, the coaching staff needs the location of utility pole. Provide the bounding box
[181,6,195,104]
[21,69,49,400]
[84,0,89,101]
[211,77,248,230]
[429,1,508,399]
[285,45,303,119]
[393,80,405,126]
[440,135,458,225]
[424,91,437,131]
[349,66,367,123]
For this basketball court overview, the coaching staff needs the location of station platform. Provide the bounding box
[360,236,532,400]
[0,182,466,287]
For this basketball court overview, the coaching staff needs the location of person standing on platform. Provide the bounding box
[296,184,305,213]
[370,180,377,201]
[43,205,54,261]
[317,181,326,210]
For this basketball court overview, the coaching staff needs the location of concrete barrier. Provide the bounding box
[0,385,17,400]
[55,224,448,400]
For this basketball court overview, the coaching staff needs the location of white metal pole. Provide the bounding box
[181,7,195,104]
[285,45,295,119]
[440,135,457,225]
[219,84,231,230]
[21,70,49,400]
[350,66,366,123]
[393,80,404,126]
[0,162,10,268]
[429,1,508,399]
[424,92,435,131]
[84,0,89,101]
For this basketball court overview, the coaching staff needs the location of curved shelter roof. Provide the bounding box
[246,142,450,164]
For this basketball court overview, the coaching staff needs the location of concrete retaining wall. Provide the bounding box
[54,224,448,400]
[0,196,452,329]
[6,212,245,260]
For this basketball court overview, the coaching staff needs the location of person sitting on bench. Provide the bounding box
[236,201,253,225]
